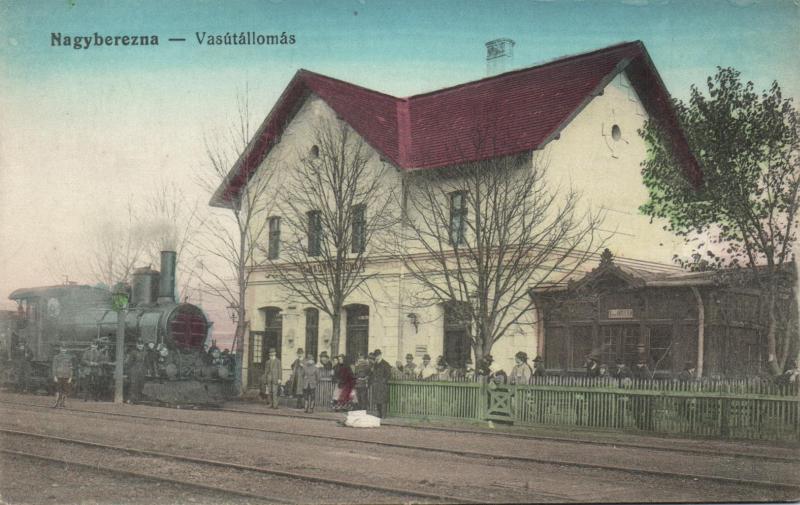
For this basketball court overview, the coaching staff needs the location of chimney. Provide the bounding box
[485,38,515,76]
[157,251,177,304]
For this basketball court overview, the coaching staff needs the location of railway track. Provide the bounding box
[3,397,796,465]
[2,397,798,494]
[0,428,486,504]
[1,447,290,504]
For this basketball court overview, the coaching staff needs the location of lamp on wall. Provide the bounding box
[227,303,239,324]
[406,313,419,333]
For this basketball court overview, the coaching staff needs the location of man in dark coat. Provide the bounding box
[369,349,392,418]
[125,341,147,404]
[290,348,305,408]
[318,351,333,372]
[585,355,601,377]
[532,355,546,377]
[81,341,107,401]
[14,341,34,393]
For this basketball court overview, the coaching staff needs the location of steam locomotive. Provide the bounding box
[3,251,234,405]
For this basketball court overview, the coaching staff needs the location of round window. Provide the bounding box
[611,124,622,141]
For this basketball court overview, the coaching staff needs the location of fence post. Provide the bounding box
[720,397,730,437]
[479,380,488,420]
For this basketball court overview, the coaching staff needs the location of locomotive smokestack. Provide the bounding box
[157,251,177,304]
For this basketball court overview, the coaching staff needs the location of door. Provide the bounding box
[263,308,283,361]
[247,331,265,387]
[345,305,369,362]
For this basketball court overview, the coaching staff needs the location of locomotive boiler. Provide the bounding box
[6,251,234,404]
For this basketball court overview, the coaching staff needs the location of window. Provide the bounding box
[307,210,322,256]
[305,308,319,360]
[250,332,263,364]
[351,204,366,253]
[267,217,280,259]
[309,144,320,158]
[449,191,467,246]
[611,124,622,141]
[648,325,672,371]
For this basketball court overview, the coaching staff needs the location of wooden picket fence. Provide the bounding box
[273,373,799,441]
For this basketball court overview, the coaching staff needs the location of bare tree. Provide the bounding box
[399,152,604,366]
[83,201,148,288]
[197,89,274,358]
[268,119,398,356]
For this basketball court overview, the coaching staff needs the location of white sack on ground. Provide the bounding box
[344,410,381,428]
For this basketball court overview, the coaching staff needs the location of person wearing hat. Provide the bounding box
[612,360,632,381]
[532,355,546,377]
[51,344,74,408]
[632,356,652,381]
[509,351,533,385]
[81,340,107,401]
[402,353,417,379]
[585,354,601,378]
[124,341,147,404]
[417,354,436,380]
[289,348,305,408]
[354,353,372,410]
[261,348,282,408]
[300,356,320,413]
[368,349,392,418]
[317,351,332,372]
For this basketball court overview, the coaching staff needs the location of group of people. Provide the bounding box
[260,348,394,418]
[391,351,547,385]
[50,340,114,408]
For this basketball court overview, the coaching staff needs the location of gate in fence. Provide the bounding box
[385,377,800,442]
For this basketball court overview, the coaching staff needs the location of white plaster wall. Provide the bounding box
[541,71,685,265]
[239,70,685,387]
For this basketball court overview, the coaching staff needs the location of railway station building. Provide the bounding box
[211,41,718,391]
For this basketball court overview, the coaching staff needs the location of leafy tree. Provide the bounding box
[639,67,800,373]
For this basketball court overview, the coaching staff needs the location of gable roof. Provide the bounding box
[211,40,701,207]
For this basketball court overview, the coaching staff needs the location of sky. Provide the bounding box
[1,0,799,345]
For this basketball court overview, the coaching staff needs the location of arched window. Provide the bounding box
[305,308,319,361]
[443,301,472,368]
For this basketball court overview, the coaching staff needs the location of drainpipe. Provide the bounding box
[691,287,704,378]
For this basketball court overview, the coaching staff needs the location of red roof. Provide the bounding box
[212,41,701,206]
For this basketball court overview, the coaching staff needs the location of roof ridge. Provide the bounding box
[297,69,402,102]
[405,40,642,101]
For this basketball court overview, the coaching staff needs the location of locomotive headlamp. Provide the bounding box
[112,285,129,312]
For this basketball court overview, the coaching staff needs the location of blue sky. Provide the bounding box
[1,0,798,341]
[2,0,799,99]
